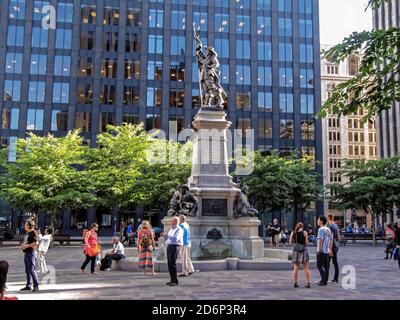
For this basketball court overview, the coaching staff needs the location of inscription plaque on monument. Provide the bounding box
[202,199,228,216]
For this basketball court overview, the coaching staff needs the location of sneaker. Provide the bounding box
[168,282,178,286]
[32,287,40,292]
[330,279,339,283]
[20,286,32,291]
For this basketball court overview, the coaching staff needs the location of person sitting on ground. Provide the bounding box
[101,237,125,271]
[0,261,17,300]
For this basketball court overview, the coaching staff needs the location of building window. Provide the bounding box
[146,114,161,130]
[171,10,186,30]
[127,8,141,26]
[192,89,200,108]
[170,36,185,55]
[215,13,229,33]
[221,64,229,84]
[280,93,294,113]
[236,91,251,111]
[279,43,293,62]
[7,26,24,47]
[299,0,313,14]
[9,0,26,19]
[30,54,47,75]
[300,94,314,114]
[148,35,163,54]
[33,1,50,21]
[103,32,119,51]
[236,40,251,60]
[81,30,96,50]
[100,85,116,105]
[193,12,208,31]
[257,0,271,10]
[300,44,314,63]
[99,112,115,132]
[54,56,71,76]
[51,110,68,131]
[4,80,21,102]
[257,16,271,35]
[299,19,313,38]
[258,41,272,61]
[215,38,230,59]
[300,68,314,88]
[258,118,273,139]
[2,108,19,129]
[103,7,120,25]
[170,62,185,81]
[258,92,272,112]
[101,59,117,78]
[28,81,46,102]
[56,29,72,49]
[237,119,251,134]
[279,68,294,87]
[301,120,315,140]
[148,61,163,80]
[77,84,93,104]
[278,0,292,12]
[236,65,251,85]
[5,52,23,74]
[329,145,341,155]
[349,55,360,76]
[126,33,141,53]
[236,15,250,33]
[8,137,18,162]
[125,60,140,79]
[280,120,294,139]
[32,27,48,48]
[123,86,140,105]
[258,67,272,86]
[149,9,164,28]
[57,3,74,23]
[27,109,44,131]
[147,88,162,107]
[122,114,139,125]
[169,90,185,108]
[53,83,69,104]
[78,57,94,77]
[279,18,292,37]
[81,5,96,24]
[75,112,91,131]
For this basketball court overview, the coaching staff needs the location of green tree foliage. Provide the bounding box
[0,131,98,228]
[319,0,399,121]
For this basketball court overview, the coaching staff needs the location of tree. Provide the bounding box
[0,131,98,230]
[319,0,399,121]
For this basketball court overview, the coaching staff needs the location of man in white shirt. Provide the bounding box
[162,217,184,286]
[102,237,125,271]
[38,227,53,274]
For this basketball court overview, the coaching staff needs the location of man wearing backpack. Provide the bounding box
[327,214,340,283]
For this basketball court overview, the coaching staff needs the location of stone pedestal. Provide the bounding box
[162,107,264,260]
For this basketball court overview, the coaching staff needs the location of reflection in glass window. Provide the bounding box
[279,67,293,87]
[258,41,272,61]
[257,16,271,35]
[123,114,139,125]
[51,110,68,131]
[146,114,161,130]
[103,32,119,51]
[299,0,313,14]
[81,5,96,24]
[279,93,294,113]
[301,94,315,114]
[147,87,162,107]
[30,54,47,75]
[127,8,141,26]
[4,80,21,102]
[258,92,272,112]
[75,112,91,131]
[149,35,163,54]
[215,13,229,33]
[32,27,49,48]
[2,108,20,129]
[29,81,46,102]
[27,109,44,131]
[236,92,251,111]
[300,44,314,63]
[192,89,200,108]
[80,30,96,50]
[236,15,250,33]
[56,29,72,49]
[169,90,185,108]
[236,40,251,60]
[101,59,117,78]
[258,67,272,86]
[193,12,208,32]
[149,9,164,28]
[103,7,120,25]
[100,85,116,105]
[7,26,24,46]
[171,10,186,30]
[170,36,185,55]
[257,0,271,10]
[148,61,163,80]
[9,0,26,19]
[123,86,140,105]
[77,84,93,104]
[215,0,230,7]
[126,33,140,53]
[279,18,292,37]
[221,64,229,84]
[300,68,314,88]
[78,57,94,77]
[54,56,71,76]
[258,118,273,139]
[125,60,141,79]
[299,19,313,38]
[57,3,73,23]
[5,53,23,74]
[280,120,294,139]
[236,0,250,9]
[170,62,185,81]
[53,83,69,104]
[236,65,251,85]
[278,0,292,12]
[279,42,293,62]
[99,113,115,132]
[215,38,229,59]
[33,1,50,21]
[8,137,18,162]
[301,120,315,140]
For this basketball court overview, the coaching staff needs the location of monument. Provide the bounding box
[161,33,264,260]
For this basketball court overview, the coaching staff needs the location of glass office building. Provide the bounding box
[374,0,400,158]
[0,0,322,236]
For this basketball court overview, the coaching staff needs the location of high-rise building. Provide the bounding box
[321,47,378,229]
[0,0,322,236]
[373,0,400,158]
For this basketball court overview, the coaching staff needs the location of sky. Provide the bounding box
[319,0,373,46]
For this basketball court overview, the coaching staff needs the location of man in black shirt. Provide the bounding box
[267,218,281,247]
[20,220,40,292]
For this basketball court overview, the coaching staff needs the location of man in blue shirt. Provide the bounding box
[316,216,333,286]
[179,214,195,277]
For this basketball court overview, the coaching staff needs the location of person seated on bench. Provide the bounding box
[101,237,125,271]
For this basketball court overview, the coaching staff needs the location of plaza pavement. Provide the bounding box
[0,243,399,300]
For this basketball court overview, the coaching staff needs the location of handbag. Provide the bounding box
[86,243,101,257]
[293,232,305,253]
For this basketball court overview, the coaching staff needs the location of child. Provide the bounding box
[0,260,17,300]
[38,227,53,273]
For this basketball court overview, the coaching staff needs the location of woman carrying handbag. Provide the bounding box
[289,222,311,288]
[80,223,101,274]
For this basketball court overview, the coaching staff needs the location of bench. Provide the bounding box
[340,233,385,245]
[52,234,84,246]
[0,234,24,247]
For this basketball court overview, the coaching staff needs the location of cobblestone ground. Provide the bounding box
[0,243,399,300]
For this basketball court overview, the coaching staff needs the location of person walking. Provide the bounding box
[38,227,53,274]
[289,222,311,288]
[80,223,100,274]
[267,218,281,248]
[384,223,396,260]
[395,225,400,269]
[137,221,155,276]
[179,215,194,278]
[162,217,183,286]
[0,261,17,300]
[20,220,40,292]
[327,214,340,283]
[316,216,333,286]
